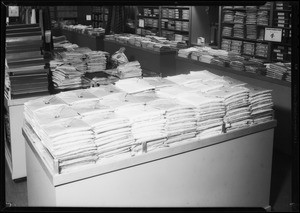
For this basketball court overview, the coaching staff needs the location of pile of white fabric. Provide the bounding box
[244,84,274,124]
[178,47,201,58]
[56,89,99,106]
[38,117,97,173]
[208,86,252,133]
[84,51,109,73]
[51,64,84,90]
[116,61,142,79]
[176,92,225,139]
[115,105,167,153]
[82,113,135,162]
[142,77,176,89]
[148,98,197,146]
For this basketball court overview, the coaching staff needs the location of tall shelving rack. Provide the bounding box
[91,6,109,29]
[219,1,292,63]
[135,6,191,44]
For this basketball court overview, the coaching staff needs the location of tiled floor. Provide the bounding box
[4,149,295,210]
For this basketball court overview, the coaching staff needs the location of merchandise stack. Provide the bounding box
[230,40,243,54]
[243,42,255,56]
[257,10,269,26]
[244,59,267,75]
[221,39,232,51]
[148,98,198,146]
[5,24,49,98]
[208,86,252,133]
[265,62,288,80]
[115,105,167,153]
[85,51,109,73]
[255,43,269,58]
[223,9,234,23]
[245,7,257,40]
[244,85,274,124]
[116,61,143,79]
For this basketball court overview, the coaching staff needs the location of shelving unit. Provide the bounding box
[135,6,191,44]
[91,6,108,29]
[219,1,292,63]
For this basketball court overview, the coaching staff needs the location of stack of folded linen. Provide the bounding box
[230,60,245,72]
[199,54,214,64]
[115,77,155,94]
[116,61,142,79]
[124,91,159,106]
[221,76,247,87]
[244,84,274,124]
[155,84,196,100]
[208,86,252,133]
[81,113,135,162]
[38,117,98,173]
[178,47,200,58]
[176,92,225,139]
[62,51,85,66]
[115,105,167,153]
[51,65,84,90]
[265,62,288,80]
[148,98,197,145]
[84,51,109,73]
[87,84,123,99]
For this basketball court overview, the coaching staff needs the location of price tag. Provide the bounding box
[264,28,282,42]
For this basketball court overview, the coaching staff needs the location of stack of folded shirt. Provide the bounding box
[148,98,197,145]
[222,26,233,37]
[178,47,200,58]
[234,11,246,24]
[116,61,142,79]
[230,40,243,54]
[71,98,113,117]
[233,23,245,38]
[199,54,214,64]
[87,84,122,98]
[211,57,226,67]
[124,91,159,106]
[221,39,232,51]
[230,60,245,71]
[214,55,231,67]
[52,65,84,90]
[223,10,234,23]
[176,91,225,139]
[115,77,155,94]
[62,51,85,66]
[244,84,274,124]
[244,60,267,75]
[246,24,257,39]
[257,10,269,26]
[265,62,288,80]
[38,117,98,173]
[81,113,135,162]
[115,105,167,153]
[84,51,109,73]
[243,42,255,55]
[208,86,252,133]
[255,43,269,58]
[56,89,99,106]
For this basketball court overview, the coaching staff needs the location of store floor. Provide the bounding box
[4,149,293,211]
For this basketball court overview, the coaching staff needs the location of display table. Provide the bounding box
[60,29,104,51]
[104,39,177,77]
[4,94,48,180]
[176,56,292,155]
[24,120,276,208]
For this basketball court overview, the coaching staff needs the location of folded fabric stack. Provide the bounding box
[234,11,246,24]
[244,60,267,75]
[199,54,214,63]
[246,24,257,40]
[87,84,122,98]
[230,60,245,71]
[221,76,247,87]
[211,57,226,67]
[257,10,269,26]
[155,84,196,100]
[230,40,243,54]
[115,105,167,153]
[265,62,288,80]
[222,26,233,37]
[84,51,109,73]
[52,65,84,90]
[39,117,98,173]
[214,55,231,67]
[243,42,255,55]
[114,77,155,94]
[191,51,203,61]
[223,10,234,23]
[178,47,200,58]
[56,89,99,106]
[233,23,245,39]
[176,92,225,139]
[255,43,269,58]
[208,86,252,133]
[81,113,135,162]
[116,61,142,79]
[62,51,85,67]
[221,39,232,51]
[148,98,197,145]
[124,91,159,106]
[244,84,274,124]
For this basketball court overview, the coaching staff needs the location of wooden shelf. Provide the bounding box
[222,36,269,43]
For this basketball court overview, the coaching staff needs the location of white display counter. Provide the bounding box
[24,120,276,208]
